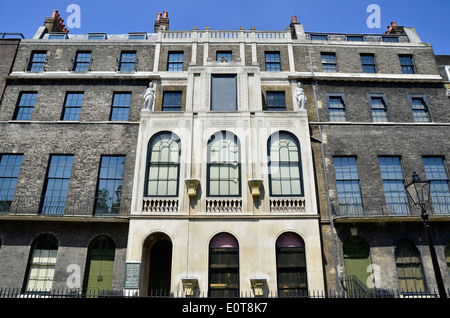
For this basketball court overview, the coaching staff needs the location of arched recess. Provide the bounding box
[343,236,372,291]
[83,235,116,295]
[275,232,307,297]
[142,232,173,295]
[23,234,58,293]
[208,232,239,297]
[394,238,426,292]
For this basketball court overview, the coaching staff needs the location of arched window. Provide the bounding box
[395,238,425,293]
[276,232,307,297]
[146,132,180,196]
[24,234,58,293]
[207,131,241,196]
[209,233,239,297]
[268,132,303,196]
[83,236,116,296]
[343,236,372,291]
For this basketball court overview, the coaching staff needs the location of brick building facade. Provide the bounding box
[0,11,449,297]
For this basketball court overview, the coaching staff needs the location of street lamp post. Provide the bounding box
[405,171,447,298]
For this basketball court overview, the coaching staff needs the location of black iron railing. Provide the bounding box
[0,195,130,217]
[0,287,445,298]
[332,196,450,218]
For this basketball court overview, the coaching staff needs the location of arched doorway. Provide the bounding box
[83,235,116,296]
[208,232,240,297]
[144,233,173,296]
[275,232,307,297]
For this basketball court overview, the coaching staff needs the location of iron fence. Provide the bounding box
[0,288,445,299]
[332,196,450,218]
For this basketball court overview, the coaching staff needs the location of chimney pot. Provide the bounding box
[163,11,168,18]
[291,15,298,23]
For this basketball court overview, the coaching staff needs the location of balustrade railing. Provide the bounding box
[332,196,450,218]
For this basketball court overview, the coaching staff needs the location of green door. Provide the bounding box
[343,236,371,293]
[84,236,115,296]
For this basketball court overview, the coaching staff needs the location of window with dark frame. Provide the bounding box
[207,131,241,197]
[167,52,183,71]
[0,154,23,213]
[216,51,232,62]
[268,132,303,196]
[378,157,409,214]
[119,52,136,72]
[13,92,37,120]
[369,95,389,122]
[266,92,286,111]
[210,74,237,111]
[410,96,430,122]
[360,54,376,73]
[110,93,131,121]
[162,92,182,111]
[73,52,91,72]
[327,95,347,121]
[62,92,84,121]
[265,52,281,71]
[94,156,126,215]
[333,157,363,215]
[28,52,46,72]
[321,53,337,72]
[423,157,450,214]
[146,132,180,197]
[399,55,415,74]
[40,155,74,215]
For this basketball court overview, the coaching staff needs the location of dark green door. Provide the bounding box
[84,236,115,296]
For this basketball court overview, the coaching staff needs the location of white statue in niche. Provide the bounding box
[143,81,156,111]
[295,82,307,111]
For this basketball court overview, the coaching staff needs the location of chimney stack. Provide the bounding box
[154,11,170,33]
[44,10,69,34]
[385,21,404,34]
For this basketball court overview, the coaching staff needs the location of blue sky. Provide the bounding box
[1,0,449,54]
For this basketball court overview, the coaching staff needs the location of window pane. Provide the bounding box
[14,92,37,120]
[211,74,237,111]
[29,52,46,71]
[168,52,183,71]
[146,133,180,196]
[207,133,240,196]
[266,92,286,111]
[0,154,23,213]
[119,52,136,71]
[269,133,302,196]
[265,52,281,71]
[162,92,182,111]
[62,93,84,121]
[41,155,73,215]
[328,96,346,121]
[379,157,409,214]
[111,93,131,121]
[423,157,450,214]
[95,156,125,215]
[334,157,363,215]
[74,52,91,71]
